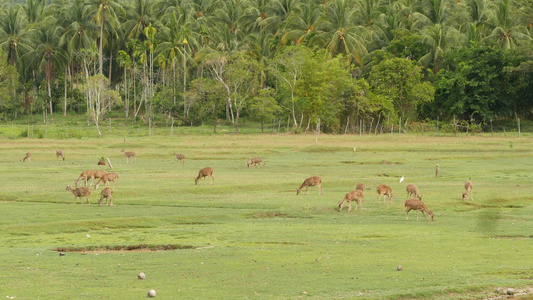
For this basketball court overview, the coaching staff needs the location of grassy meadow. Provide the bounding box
[0,118,532,299]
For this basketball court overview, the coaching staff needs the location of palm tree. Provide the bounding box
[310,0,369,65]
[280,0,321,45]
[485,0,531,49]
[84,0,123,75]
[33,26,68,122]
[0,6,34,66]
[122,0,158,40]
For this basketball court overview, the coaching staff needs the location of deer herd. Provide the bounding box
[24,149,475,220]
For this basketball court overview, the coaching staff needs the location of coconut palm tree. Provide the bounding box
[484,0,531,49]
[0,6,34,66]
[280,0,321,45]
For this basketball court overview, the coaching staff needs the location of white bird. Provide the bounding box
[399,176,405,183]
[86,234,91,238]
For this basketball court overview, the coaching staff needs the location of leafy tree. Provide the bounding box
[369,57,434,119]
[186,77,225,133]
[248,87,281,132]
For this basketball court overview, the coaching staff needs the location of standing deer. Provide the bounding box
[121,149,136,163]
[195,167,214,185]
[338,190,364,212]
[65,185,91,204]
[246,157,263,168]
[75,170,107,187]
[377,184,394,204]
[99,187,114,206]
[56,150,65,161]
[406,184,422,200]
[462,180,473,201]
[95,173,119,190]
[173,152,185,164]
[405,199,434,221]
[296,176,322,195]
[22,152,31,162]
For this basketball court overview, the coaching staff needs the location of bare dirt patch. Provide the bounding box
[53,244,195,253]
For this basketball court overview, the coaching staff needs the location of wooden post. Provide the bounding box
[435,164,439,178]
[317,118,320,135]
[375,113,381,135]
[359,119,362,136]
[490,119,493,136]
[344,116,349,135]
[106,158,113,169]
[518,118,520,138]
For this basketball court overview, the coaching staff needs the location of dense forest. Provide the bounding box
[0,0,532,134]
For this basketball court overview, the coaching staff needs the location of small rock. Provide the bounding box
[148,289,156,297]
[506,288,515,295]
[59,253,66,256]
[138,272,146,280]
[397,265,403,271]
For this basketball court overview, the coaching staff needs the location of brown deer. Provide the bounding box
[97,159,106,165]
[56,150,65,161]
[173,152,185,164]
[296,176,322,195]
[65,185,91,204]
[22,152,31,162]
[75,170,107,187]
[195,167,214,185]
[246,157,263,168]
[338,190,364,212]
[95,172,119,190]
[377,184,394,204]
[404,199,434,221]
[99,187,114,206]
[406,184,422,200]
[121,149,136,163]
[462,180,473,201]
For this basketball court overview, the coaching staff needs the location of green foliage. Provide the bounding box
[369,57,435,119]
[247,87,281,132]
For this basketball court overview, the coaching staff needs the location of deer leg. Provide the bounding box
[109,196,113,206]
[304,185,309,195]
[348,200,352,212]
[210,175,214,185]
[318,183,322,195]
[405,208,410,221]
[416,210,419,221]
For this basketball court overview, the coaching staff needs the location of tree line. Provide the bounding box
[0,0,532,134]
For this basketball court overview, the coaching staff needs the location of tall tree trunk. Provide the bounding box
[99,13,106,75]
[64,68,68,116]
[108,48,113,86]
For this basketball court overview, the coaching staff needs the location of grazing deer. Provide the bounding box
[95,173,119,190]
[121,149,136,163]
[356,182,365,192]
[56,150,65,161]
[97,159,106,165]
[296,176,322,195]
[404,199,434,221]
[22,152,31,162]
[338,190,364,212]
[99,187,114,206]
[377,184,394,204]
[462,180,473,201]
[195,167,214,185]
[406,184,422,200]
[173,152,185,164]
[246,157,263,168]
[65,185,91,204]
[75,170,107,187]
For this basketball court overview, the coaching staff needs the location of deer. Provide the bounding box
[462,180,473,201]
[338,190,364,212]
[356,182,365,193]
[22,152,31,162]
[95,172,119,190]
[195,167,214,185]
[121,149,136,163]
[296,176,322,195]
[56,150,65,161]
[246,157,263,168]
[406,184,422,200]
[377,184,394,204]
[99,187,114,206]
[173,152,185,164]
[97,159,106,165]
[405,199,434,221]
[75,170,107,187]
[65,185,91,204]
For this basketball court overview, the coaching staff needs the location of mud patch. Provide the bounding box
[247,211,311,219]
[53,244,195,253]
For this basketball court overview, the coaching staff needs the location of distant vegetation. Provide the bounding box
[0,0,532,133]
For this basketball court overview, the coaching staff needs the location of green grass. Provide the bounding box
[0,124,532,299]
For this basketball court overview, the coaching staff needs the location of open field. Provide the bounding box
[0,127,532,299]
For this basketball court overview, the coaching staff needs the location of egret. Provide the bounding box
[399,176,405,183]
